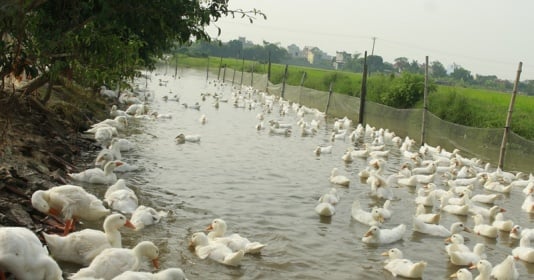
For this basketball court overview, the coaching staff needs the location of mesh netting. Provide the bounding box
[224,70,534,172]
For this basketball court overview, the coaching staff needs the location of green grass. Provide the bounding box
[173,55,534,140]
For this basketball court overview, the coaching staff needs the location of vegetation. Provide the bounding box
[174,54,534,140]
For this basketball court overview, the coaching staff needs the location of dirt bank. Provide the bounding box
[0,84,109,234]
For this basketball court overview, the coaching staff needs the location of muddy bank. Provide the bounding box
[0,85,109,234]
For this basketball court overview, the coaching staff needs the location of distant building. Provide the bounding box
[333,51,347,70]
[302,46,315,64]
[287,44,300,57]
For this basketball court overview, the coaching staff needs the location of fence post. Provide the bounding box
[206,56,210,80]
[217,57,223,80]
[359,51,368,125]
[266,51,272,92]
[251,61,255,87]
[498,62,523,169]
[420,56,429,146]
[222,64,227,82]
[240,56,245,86]
[174,56,178,79]
[325,82,334,115]
[298,71,307,104]
[281,64,289,99]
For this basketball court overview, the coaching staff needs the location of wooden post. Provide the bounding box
[498,62,523,169]
[232,68,236,85]
[281,64,289,99]
[359,51,368,125]
[174,56,178,79]
[217,57,223,80]
[325,82,334,114]
[420,56,429,146]
[222,64,227,82]
[206,56,210,80]
[251,61,255,86]
[240,56,245,85]
[298,71,307,104]
[266,51,272,91]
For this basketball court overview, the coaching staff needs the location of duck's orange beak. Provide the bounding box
[48,208,61,216]
[152,258,160,269]
[205,224,214,231]
[124,220,136,229]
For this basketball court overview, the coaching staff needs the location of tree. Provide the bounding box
[450,64,473,83]
[381,73,436,108]
[393,57,409,73]
[430,61,448,78]
[1,0,265,103]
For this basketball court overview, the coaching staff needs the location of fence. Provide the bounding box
[213,66,534,173]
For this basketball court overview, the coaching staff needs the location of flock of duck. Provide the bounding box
[2,69,534,279]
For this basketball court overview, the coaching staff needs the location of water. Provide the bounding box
[71,68,533,279]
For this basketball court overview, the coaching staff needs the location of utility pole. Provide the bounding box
[371,37,377,55]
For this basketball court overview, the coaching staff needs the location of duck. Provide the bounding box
[470,193,503,204]
[43,213,135,266]
[71,240,160,279]
[199,114,207,124]
[91,116,128,131]
[377,200,392,219]
[130,205,168,231]
[512,235,534,263]
[509,225,534,240]
[445,234,470,255]
[175,133,201,144]
[206,218,266,254]
[329,168,350,187]
[413,218,471,237]
[314,145,333,156]
[414,188,436,207]
[490,255,519,280]
[362,224,406,244]
[0,227,63,280]
[491,212,514,232]
[381,248,427,278]
[414,203,440,224]
[448,243,486,266]
[521,192,534,213]
[397,175,419,188]
[31,184,110,235]
[351,200,384,226]
[189,232,245,266]
[469,259,492,280]
[317,188,340,205]
[483,177,513,193]
[315,202,336,216]
[104,179,138,214]
[472,214,499,238]
[469,204,505,220]
[112,268,188,280]
[450,268,473,280]
[268,126,291,136]
[68,160,123,185]
[439,197,470,216]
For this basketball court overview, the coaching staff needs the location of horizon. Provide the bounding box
[207,0,533,81]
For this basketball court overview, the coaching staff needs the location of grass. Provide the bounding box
[173,55,534,140]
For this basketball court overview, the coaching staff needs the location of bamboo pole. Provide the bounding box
[222,64,227,82]
[251,62,255,86]
[217,57,223,80]
[206,56,209,80]
[174,56,178,79]
[359,51,368,125]
[240,56,245,86]
[281,64,289,99]
[298,71,307,104]
[498,62,523,169]
[420,56,429,146]
[266,51,272,92]
[325,82,334,115]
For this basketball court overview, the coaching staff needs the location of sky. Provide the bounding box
[206,0,534,81]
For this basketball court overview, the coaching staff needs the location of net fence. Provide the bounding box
[222,70,534,173]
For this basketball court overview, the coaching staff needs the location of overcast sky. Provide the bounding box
[207,0,533,81]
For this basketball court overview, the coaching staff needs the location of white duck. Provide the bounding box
[206,218,266,254]
[490,255,519,280]
[329,168,350,187]
[318,188,340,205]
[450,268,473,280]
[491,212,514,232]
[439,197,470,216]
[189,232,245,266]
[112,268,188,280]
[68,160,123,185]
[104,179,139,214]
[314,145,333,156]
[31,184,110,235]
[130,205,168,231]
[512,235,534,263]
[362,224,406,244]
[43,213,135,266]
[377,200,392,219]
[445,234,470,255]
[315,202,336,217]
[351,200,384,226]
[175,133,201,144]
[71,240,159,279]
[509,225,534,240]
[414,203,440,224]
[381,248,427,278]
[0,227,63,280]
[469,259,492,280]
[413,218,471,237]
[521,192,534,213]
[449,243,486,266]
[470,193,503,204]
[472,214,499,238]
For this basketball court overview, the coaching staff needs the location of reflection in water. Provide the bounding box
[69,68,533,279]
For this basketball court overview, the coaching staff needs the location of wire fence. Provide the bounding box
[216,68,534,173]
